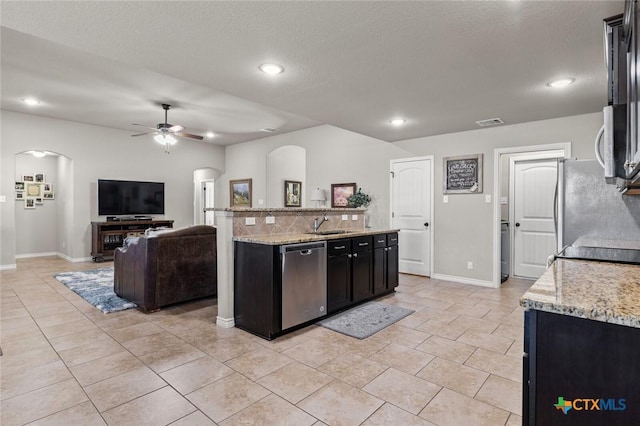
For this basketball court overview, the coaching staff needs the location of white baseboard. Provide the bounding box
[431,273,497,288]
[0,264,17,270]
[57,252,93,263]
[216,316,235,328]
[15,252,58,259]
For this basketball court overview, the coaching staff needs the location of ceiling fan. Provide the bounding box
[131,103,203,153]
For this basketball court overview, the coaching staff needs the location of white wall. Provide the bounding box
[1,110,225,266]
[266,145,306,207]
[222,113,602,283]
[394,112,601,282]
[222,125,414,228]
[14,153,59,256]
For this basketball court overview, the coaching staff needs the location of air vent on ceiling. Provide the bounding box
[475,118,504,127]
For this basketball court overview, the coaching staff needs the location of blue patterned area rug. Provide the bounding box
[53,267,137,314]
[317,301,414,339]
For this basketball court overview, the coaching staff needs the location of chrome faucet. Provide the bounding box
[313,214,329,233]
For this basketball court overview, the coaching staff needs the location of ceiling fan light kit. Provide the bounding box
[131,103,203,153]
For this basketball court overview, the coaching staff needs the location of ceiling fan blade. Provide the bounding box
[132,123,158,131]
[175,132,204,141]
[169,124,184,132]
[131,132,154,137]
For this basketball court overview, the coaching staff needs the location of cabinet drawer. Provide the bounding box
[387,233,399,246]
[352,236,373,252]
[373,234,387,248]
[328,239,352,256]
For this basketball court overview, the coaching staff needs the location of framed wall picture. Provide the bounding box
[43,183,53,192]
[24,198,35,209]
[284,180,302,207]
[43,192,55,200]
[331,182,357,207]
[16,192,24,200]
[229,178,252,207]
[443,154,483,194]
[35,173,46,183]
[22,175,34,182]
[26,183,41,197]
[35,198,44,205]
[15,181,25,191]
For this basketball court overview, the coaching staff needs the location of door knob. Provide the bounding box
[424,222,429,227]
[515,222,521,227]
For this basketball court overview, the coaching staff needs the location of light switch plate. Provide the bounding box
[265,216,275,224]
[0,195,5,202]
[342,214,348,221]
[485,195,491,203]
[352,214,358,221]
[258,199,264,205]
[245,217,256,226]
[443,195,449,203]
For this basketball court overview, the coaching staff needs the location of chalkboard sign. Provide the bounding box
[443,154,483,194]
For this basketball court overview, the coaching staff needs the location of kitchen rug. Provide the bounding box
[53,267,137,314]
[317,301,414,339]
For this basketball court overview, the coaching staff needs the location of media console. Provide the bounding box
[90,219,174,262]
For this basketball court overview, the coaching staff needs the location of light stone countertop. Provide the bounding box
[520,258,640,328]
[233,229,399,245]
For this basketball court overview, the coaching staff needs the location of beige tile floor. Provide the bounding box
[0,256,532,425]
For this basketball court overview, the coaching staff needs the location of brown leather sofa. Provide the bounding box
[114,225,217,312]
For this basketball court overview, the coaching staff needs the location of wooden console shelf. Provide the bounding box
[90,219,173,262]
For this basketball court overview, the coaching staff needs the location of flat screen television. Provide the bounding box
[98,179,165,216]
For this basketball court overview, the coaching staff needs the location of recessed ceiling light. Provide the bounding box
[259,128,279,133]
[31,151,46,158]
[205,132,215,138]
[389,118,407,126]
[23,98,40,106]
[547,78,575,88]
[259,63,284,75]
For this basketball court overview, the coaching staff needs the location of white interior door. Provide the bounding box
[391,158,432,276]
[512,159,557,278]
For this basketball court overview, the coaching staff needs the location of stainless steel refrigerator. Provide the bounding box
[555,159,640,262]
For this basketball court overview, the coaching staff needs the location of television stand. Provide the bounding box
[90,219,174,262]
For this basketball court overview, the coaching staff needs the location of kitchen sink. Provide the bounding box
[306,230,355,236]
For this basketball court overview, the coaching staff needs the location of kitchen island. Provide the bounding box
[234,229,399,340]
[520,258,640,425]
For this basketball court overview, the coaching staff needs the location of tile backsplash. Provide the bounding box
[231,210,365,237]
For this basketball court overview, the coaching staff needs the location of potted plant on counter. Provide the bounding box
[347,188,372,208]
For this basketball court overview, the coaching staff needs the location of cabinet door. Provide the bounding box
[373,247,386,294]
[352,249,372,303]
[327,254,351,313]
[386,245,399,289]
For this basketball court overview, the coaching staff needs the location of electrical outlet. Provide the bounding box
[467,261,474,270]
[342,214,348,221]
[443,195,449,203]
[258,199,264,205]
[245,217,256,226]
[265,216,275,224]
[485,194,491,203]
[352,214,358,221]
[500,197,508,205]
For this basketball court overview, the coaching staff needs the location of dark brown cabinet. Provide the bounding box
[327,239,352,313]
[351,236,373,303]
[235,231,400,339]
[523,309,640,425]
[373,233,399,294]
[91,219,173,261]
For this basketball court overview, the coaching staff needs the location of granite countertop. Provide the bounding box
[233,228,399,245]
[520,258,640,328]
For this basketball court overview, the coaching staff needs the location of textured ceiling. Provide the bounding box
[0,1,624,146]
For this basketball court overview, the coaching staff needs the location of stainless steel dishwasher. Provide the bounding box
[280,241,327,330]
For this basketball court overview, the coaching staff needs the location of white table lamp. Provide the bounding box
[310,188,326,207]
